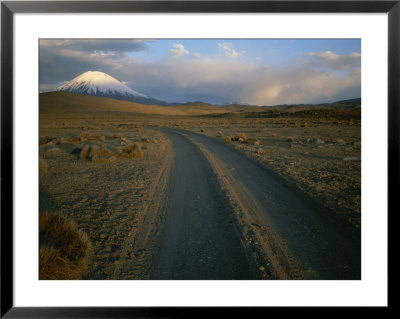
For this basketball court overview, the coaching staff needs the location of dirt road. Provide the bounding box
[149,130,259,279]
[116,128,361,280]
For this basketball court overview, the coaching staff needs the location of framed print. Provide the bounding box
[1,0,396,317]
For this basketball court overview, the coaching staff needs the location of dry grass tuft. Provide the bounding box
[224,137,232,144]
[110,133,123,139]
[39,136,50,145]
[118,142,144,159]
[39,213,91,280]
[39,158,48,176]
[218,131,224,138]
[256,148,266,155]
[69,136,86,144]
[80,145,113,162]
[234,133,247,141]
[80,145,112,159]
[245,138,261,145]
[80,132,91,138]
[335,138,346,145]
[141,137,152,143]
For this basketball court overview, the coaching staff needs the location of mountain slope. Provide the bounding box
[55,71,169,105]
[39,91,231,116]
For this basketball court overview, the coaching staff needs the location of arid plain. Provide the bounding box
[39,92,361,280]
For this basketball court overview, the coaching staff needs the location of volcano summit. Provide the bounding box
[56,71,168,105]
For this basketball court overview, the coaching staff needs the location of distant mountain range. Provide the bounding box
[333,98,361,105]
[53,70,361,109]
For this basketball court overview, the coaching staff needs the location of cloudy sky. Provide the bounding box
[39,39,361,105]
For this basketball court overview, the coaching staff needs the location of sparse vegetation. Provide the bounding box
[110,133,123,139]
[312,138,324,145]
[39,213,91,280]
[80,145,113,162]
[141,137,152,143]
[118,142,144,159]
[234,133,247,141]
[335,138,346,145]
[224,137,232,144]
[69,136,86,144]
[39,136,50,145]
[256,148,266,155]
[245,138,260,145]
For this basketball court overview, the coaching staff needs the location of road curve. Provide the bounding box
[127,127,360,280]
[174,129,361,280]
[149,129,259,279]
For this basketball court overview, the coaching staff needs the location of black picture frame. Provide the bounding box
[1,1,396,317]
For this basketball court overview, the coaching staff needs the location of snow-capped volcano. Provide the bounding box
[56,71,168,105]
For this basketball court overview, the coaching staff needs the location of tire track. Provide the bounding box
[176,129,361,280]
[185,134,303,279]
[148,129,259,280]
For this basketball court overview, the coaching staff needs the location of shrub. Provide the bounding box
[39,213,91,280]
[141,137,152,143]
[80,145,91,159]
[118,142,144,159]
[246,138,260,145]
[80,145,113,162]
[39,136,50,145]
[110,133,123,139]
[256,148,266,155]
[69,136,86,144]
[234,133,247,141]
[224,137,232,144]
[311,138,324,145]
[335,138,346,145]
[39,158,48,176]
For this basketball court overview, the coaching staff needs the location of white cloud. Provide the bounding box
[306,51,361,70]
[218,42,244,58]
[169,44,190,57]
[117,57,360,105]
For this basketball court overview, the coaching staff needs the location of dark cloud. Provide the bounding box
[39,40,142,84]
[40,39,149,53]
